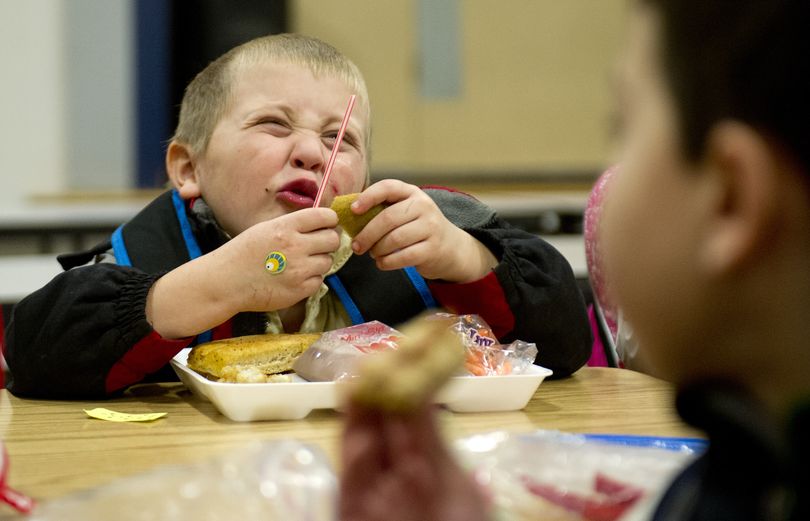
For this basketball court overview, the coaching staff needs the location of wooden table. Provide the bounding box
[0,368,699,509]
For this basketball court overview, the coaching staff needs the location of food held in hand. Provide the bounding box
[330,193,387,237]
[351,315,465,413]
[187,333,321,383]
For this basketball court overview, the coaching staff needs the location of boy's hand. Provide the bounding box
[349,180,498,282]
[340,401,492,521]
[146,208,340,339]
[215,207,340,312]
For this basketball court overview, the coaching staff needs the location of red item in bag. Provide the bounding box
[520,473,644,521]
[292,321,403,381]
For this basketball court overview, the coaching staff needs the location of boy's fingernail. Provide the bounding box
[351,241,360,253]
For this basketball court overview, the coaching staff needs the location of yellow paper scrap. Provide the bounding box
[83,408,167,423]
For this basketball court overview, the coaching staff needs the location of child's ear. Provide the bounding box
[699,121,780,275]
[166,141,202,200]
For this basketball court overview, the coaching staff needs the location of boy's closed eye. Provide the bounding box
[323,130,359,150]
[254,116,292,137]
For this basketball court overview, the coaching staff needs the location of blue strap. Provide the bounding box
[403,267,437,308]
[169,191,213,343]
[171,190,202,260]
[111,225,132,267]
[194,330,213,345]
[325,274,365,325]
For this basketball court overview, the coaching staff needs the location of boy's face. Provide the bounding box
[190,60,369,237]
[602,7,715,380]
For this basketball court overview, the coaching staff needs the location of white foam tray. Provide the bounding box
[171,349,552,421]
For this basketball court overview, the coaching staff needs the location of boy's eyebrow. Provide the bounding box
[244,102,355,123]
[242,101,366,141]
[243,102,295,122]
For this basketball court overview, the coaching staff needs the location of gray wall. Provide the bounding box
[0,0,132,206]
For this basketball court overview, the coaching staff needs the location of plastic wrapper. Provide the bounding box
[293,315,538,382]
[4,441,336,521]
[455,430,707,521]
[435,313,538,376]
[2,431,704,521]
[293,321,403,381]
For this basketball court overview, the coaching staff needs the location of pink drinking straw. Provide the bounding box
[313,94,357,208]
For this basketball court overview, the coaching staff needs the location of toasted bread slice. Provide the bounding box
[187,333,321,383]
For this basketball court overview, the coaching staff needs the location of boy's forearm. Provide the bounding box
[454,232,499,283]
[145,254,237,339]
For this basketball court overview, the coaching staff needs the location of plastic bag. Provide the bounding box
[434,313,538,376]
[455,430,706,521]
[292,321,403,381]
[12,440,336,521]
[3,431,704,521]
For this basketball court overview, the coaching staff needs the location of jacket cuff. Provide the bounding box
[107,272,193,393]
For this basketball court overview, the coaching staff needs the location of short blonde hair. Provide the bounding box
[172,33,371,164]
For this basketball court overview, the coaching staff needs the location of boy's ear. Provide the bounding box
[699,121,780,275]
[166,141,202,200]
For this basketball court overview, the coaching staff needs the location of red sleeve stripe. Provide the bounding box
[427,271,515,339]
[105,331,192,394]
[419,184,476,198]
[211,320,233,341]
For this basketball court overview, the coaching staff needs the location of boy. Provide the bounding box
[339,1,810,520]
[5,34,591,398]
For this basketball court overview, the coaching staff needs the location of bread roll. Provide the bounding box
[330,193,387,238]
[187,333,321,383]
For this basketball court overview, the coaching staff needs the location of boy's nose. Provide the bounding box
[290,134,325,173]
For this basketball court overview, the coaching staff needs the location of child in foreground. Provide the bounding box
[339,0,810,519]
[5,34,590,398]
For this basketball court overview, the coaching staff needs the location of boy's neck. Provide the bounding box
[679,234,810,425]
[728,260,810,422]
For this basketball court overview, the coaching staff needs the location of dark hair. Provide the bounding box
[641,0,809,171]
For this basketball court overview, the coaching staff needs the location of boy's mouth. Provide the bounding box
[276,178,319,208]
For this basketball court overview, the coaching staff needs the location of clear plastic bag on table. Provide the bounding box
[293,320,403,381]
[431,313,538,376]
[454,430,707,521]
[8,440,336,521]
